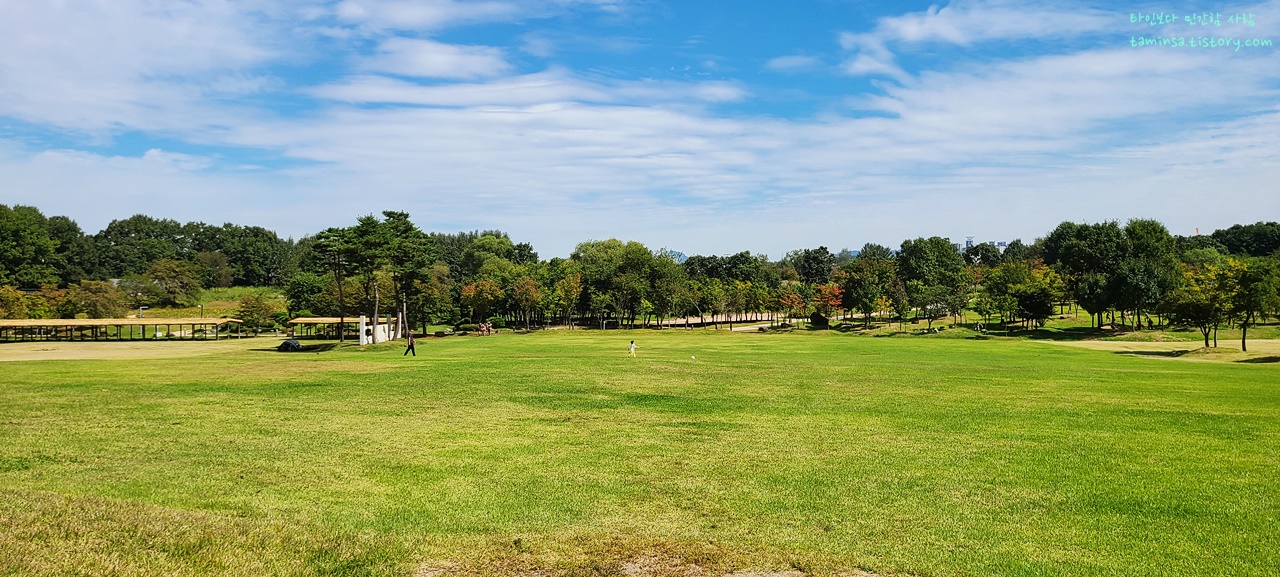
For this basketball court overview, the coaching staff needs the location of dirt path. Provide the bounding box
[1040,339,1280,363]
[0,337,280,362]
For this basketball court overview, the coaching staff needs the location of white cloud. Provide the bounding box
[0,0,288,133]
[552,0,629,12]
[839,0,1114,79]
[311,69,747,107]
[310,70,609,106]
[520,33,558,57]
[238,30,1280,255]
[6,98,1279,257]
[764,55,820,72]
[333,0,518,30]
[363,37,512,79]
[871,0,1111,46]
[691,82,748,103]
[839,35,910,82]
[141,149,216,171]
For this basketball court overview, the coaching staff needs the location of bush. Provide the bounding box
[455,323,479,332]
[236,292,281,334]
[486,316,506,328]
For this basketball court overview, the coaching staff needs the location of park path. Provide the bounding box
[1042,338,1280,363]
[0,337,268,362]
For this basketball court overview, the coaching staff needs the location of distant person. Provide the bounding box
[403,331,416,356]
[629,340,637,358]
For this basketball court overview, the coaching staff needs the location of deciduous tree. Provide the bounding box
[512,277,543,329]
[554,273,583,328]
[146,259,203,306]
[1212,222,1280,257]
[64,280,128,319]
[461,280,504,323]
[1226,258,1280,352]
[1166,263,1231,348]
[0,205,60,288]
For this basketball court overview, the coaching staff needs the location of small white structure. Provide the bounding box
[358,315,396,345]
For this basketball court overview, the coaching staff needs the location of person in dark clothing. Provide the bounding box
[403,332,416,356]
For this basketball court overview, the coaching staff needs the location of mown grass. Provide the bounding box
[1,330,1278,576]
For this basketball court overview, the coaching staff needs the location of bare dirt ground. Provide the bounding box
[0,336,282,362]
[1041,338,1280,363]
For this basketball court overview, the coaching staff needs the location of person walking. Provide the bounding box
[628,340,637,358]
[403,331,416,356]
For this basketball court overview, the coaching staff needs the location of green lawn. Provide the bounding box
[1,330,1277,576]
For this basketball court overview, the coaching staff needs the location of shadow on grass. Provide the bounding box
[251,343,340,353]
[1114,349,1194,359]
[1238,356,1280,364]
[1021,327,1110,341]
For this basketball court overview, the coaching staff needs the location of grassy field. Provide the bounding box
[1,330,1278,576]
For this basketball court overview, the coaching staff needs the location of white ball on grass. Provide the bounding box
[691,355,696,360]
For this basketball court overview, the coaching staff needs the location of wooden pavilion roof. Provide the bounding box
[288,317,394,325]
[0,318,241,328]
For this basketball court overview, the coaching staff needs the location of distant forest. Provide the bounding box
[1,204,1278,347]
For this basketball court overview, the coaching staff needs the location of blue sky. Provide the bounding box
[2,0,1278,258]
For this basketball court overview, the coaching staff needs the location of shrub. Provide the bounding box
[237,292,281,334]
[455,323,479,332]
[486,316,506,328]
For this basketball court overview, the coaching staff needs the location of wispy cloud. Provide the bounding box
[0,0,288,133]
[363,37,512,79]
[310,69,746,107]
[141,149,217,171]
[839,0,1113,80]
[764,55,821,72]
[333,0,519,30]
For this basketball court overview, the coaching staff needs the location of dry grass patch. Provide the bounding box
[411,534,892,577]
[0,489,409,577]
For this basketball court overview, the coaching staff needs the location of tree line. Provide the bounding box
[2,204,1279,349]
